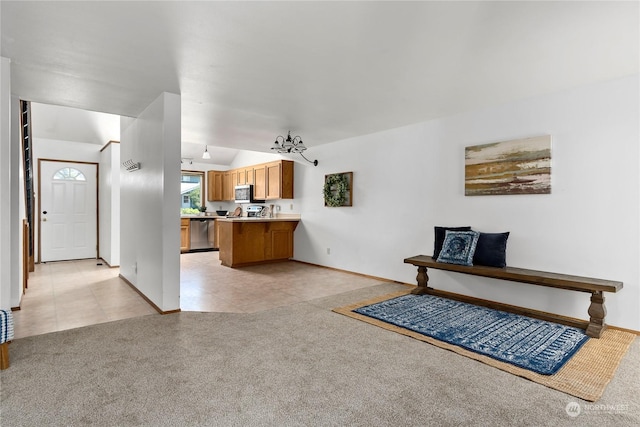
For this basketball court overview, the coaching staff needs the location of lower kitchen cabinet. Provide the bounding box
[212,219,220,249]
[180,218,190,252]
[217,219,299,267]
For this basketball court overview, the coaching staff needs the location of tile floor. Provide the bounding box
[12,251,387,339]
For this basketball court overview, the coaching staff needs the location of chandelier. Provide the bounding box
[271,131,318,166]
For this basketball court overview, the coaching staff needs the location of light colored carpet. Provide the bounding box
[1,283,638,426]
[334,291,636,402]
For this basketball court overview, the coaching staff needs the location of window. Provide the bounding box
[53,167,86,181]
[181,171,204,213]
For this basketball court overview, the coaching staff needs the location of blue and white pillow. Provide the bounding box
[436,230,480,266]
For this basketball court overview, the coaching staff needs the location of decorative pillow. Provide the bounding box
[436,230,480,266]
[433,226,472,259]
[473,232,510,268]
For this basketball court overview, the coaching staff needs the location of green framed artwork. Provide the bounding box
[324,172,353,207]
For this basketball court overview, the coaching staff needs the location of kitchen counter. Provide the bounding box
[216,216,300,222]
[218,217,300,268]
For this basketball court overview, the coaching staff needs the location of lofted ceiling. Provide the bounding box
[2,1,638,166]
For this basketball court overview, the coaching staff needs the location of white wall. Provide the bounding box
[292,75,639,331]
[120,92,181,312]
[0,58,25,310]
[99,142,120,266]
[230,150,283,169]
[34,138,102,163]
[10,95,24,309]
[0,57,12,309]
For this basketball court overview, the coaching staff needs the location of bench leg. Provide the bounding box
[410,266,432,295]
[0,342,9,370]
[586,291,607,338]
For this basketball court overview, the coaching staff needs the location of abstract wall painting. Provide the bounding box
[465,135,551,196]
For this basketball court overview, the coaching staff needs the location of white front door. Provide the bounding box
[40,161,98,262]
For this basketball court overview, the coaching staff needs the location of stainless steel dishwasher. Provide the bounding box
[189,218,215,251]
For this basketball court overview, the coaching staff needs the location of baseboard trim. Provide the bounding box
[292,259,411,286]
[99,258,119,268]
[118,274,181,315]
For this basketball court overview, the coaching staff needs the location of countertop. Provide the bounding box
[181,214,301,222]
[216,216,300,223]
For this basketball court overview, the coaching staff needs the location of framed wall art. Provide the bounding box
[324,172,353,207]
[465,135,551,196]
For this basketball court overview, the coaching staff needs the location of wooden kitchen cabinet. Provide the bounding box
[218,219,299,267]
[213,160,293,202]
[253,165,267,200]
[267,226,294,260]
[213,219,220,249]
[180,218,190,252]
[237,167,254,186]
[236,168,247,185]
[222,170,237,201]
[245,167,255,185]
[207,170,223,201]
[266,160,294,200]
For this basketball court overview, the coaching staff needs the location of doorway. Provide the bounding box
[38,160,98,262]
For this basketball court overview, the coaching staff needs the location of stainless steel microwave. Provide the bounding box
[234,185,263,203]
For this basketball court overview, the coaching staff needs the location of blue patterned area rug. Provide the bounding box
[354,293,589,375]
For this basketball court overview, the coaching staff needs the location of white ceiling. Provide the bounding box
[2,1,638,165]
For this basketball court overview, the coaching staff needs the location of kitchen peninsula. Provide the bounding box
[217,217,300,267]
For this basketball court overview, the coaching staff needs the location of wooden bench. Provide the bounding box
[404,255,623,338]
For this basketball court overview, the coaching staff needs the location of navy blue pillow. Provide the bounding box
[473,232,510,268]
[433,226,472,259]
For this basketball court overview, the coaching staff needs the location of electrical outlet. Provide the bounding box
[276,205,281,212]
[326,248,331,255]
[134,262,137,274]
[290,203,293,210]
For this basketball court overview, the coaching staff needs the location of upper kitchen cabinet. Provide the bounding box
[266,160,294,200]
[245,167,255,185]
[237,168,247,185]
[236,167,255,186]
[207,170,223,201]
[222,170,237,201]
[210,160,294,202]
[253,165,267,200]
